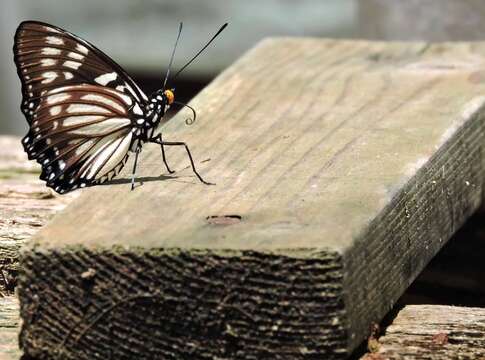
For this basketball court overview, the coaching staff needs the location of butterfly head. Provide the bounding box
[164,89,175,105]
[148,88,175,117]
[153,88,175,109]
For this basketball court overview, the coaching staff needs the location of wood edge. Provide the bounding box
[342,96,485,352]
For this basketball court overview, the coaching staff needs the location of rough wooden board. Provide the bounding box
[0,296,20,360]
[361,305,485,359]
[18,38,485,359]
[0,136,77,288]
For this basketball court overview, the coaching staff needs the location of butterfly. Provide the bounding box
[13,20,227,194]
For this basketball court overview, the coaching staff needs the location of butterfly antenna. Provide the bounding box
[162,22,183,90]
[171,23,228,82]
[173,101,197,125]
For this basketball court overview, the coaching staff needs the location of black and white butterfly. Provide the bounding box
[13,20,226,194]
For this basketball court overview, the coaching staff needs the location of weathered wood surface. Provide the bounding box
[18,38,485,359]
[0,136,77,289]
[0,296,20,360]
[0,135,78,360]
[361,305,485,359]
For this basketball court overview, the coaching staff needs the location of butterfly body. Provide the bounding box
[135,91,172,142]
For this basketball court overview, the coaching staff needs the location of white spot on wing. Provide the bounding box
[63,115,105,127]
[44,26,60,33]
[47,93,70,104]
[41,48,61,56]
[68,118,131,135]
[64,72,74,80]
[81,94,125,113]
[45,36,64,45]
[66,104,111,114]
[94,72,118,86]
[58,160,66,170]
[132,103,143,116]
[104,88,133,106]
[41,59,56,67]
[68,52,84,60]
[76,44,89,54]
[41,71,58,84]
[50,106,62,116]
[49,85,75,95]
[63,61,82,70]
[75,140,96,155]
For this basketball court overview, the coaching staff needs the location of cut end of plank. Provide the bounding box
[19,248,346,359]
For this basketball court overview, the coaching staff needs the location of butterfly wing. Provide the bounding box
[22,84,136,193]
[14,20,147,118]
[13,21,147,193]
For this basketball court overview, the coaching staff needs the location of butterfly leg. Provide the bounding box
[151,138,214,185]
[131,147,142,191]
[152,134,175,174]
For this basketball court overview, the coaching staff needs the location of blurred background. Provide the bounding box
[3,0,485,135]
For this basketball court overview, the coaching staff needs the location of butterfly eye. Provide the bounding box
[163,89,175,105]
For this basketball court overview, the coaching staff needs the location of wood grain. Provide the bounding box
[0,296,20,360]
[18,38,485,358]
[362,305,485,359]
[0,136,77,290]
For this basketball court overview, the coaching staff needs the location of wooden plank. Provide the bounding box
[18,38,485,359]
[361,305,485,359]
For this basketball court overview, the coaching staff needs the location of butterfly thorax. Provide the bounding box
[130,90,172,146]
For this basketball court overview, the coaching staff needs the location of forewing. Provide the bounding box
[23,84,135,193]
[14,20,147,124]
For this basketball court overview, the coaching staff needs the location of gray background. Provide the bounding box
[2,0,485,135]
